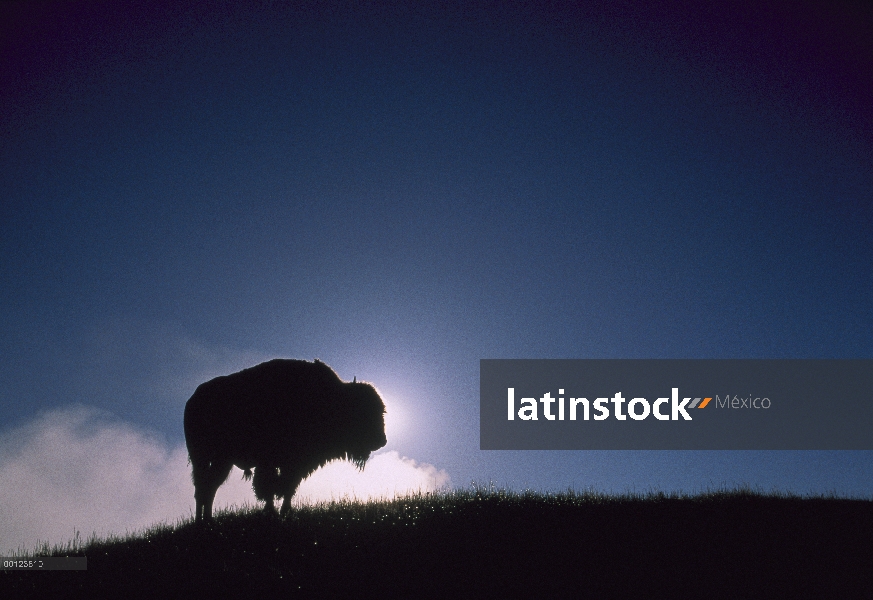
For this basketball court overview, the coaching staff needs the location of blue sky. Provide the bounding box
[1,1,870,552]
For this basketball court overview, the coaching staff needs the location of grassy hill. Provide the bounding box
[4,486,872,598]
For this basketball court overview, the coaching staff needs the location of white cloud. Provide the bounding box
[0,406,450,555]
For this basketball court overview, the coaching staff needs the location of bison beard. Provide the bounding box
[184,359,387,521]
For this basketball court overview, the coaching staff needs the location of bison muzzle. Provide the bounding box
[184,359,387,522]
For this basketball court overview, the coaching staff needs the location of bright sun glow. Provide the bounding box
[379,390,406,445]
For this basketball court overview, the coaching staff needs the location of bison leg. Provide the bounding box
[192,459,233,522]
[278,471,307,517]
[252,466,281,514]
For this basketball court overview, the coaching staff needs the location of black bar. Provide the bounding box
[1,557,87,570]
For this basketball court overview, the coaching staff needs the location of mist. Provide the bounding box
[0,405,449,555]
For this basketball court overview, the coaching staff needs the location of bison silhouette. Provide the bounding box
[184,358,387,522]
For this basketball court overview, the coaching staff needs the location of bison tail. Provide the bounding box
[243,468,253,481]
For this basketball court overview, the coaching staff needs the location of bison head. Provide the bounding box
[340,380,387,469]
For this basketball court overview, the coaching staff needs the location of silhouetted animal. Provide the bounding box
[184,359,387,522]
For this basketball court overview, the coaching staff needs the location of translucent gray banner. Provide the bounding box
[480,359,873,450]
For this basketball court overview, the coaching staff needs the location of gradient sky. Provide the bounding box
[1,1,871,553]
